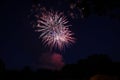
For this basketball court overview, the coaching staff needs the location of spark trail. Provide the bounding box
[32,9,75,50]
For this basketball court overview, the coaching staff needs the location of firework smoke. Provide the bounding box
[38,52,64,70]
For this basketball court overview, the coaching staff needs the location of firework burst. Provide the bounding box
[33,9,75,50]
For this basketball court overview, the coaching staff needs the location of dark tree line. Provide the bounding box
[0,54,120,80]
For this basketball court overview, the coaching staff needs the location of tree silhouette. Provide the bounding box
[22,66,32,73]
[87,54,112,74]
[0,58,5,73]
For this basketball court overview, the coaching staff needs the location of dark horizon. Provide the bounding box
[0,53,120,80]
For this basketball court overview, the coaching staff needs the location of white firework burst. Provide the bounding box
[35,10,75,50]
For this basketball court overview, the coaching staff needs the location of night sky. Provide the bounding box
[0,0,120,70]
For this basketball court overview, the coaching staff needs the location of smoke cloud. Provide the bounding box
[37,52,65,70]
